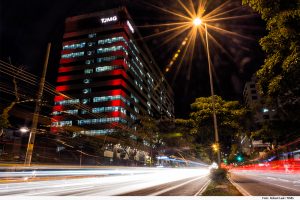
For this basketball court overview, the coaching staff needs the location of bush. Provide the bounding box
[210,168,227,182]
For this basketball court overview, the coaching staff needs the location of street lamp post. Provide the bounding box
[193,18,221,166]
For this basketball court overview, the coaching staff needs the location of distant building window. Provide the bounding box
[252,96,258,100]
[263,115,270,119]
[95,65,120,73]
[250,84,255,88]
[83,79,91,84]
[82,99,90,104]
[83,88,91,94]
[88,33,97,38]
[55,99,79,105]
[85,59,94,65]
[84,69,93,74]
[251,90,256,94]
[61,51,84,59]
[63,42,86,50]
[52,120,72,127]
[76,129,115,135]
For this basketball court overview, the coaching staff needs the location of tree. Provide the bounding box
[242,0,300,124]
[0,70,20,130]
[190,96,248,155]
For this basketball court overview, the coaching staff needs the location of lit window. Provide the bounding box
[63,42,86,50]
[81,110,88,114]
[51,120,72,127]
[97,45,128,55]
[95,66,120,73]
[84,69,93,74]
[83,79,91,84]
[78,117,127,125]
[83,88,91,94]
[88,42,95,47]
[87,50,94,56]
[61,51,84,59]
[76,129,115,135]
[85,59,94,65]
[88,33,97,38]
[64,110,78,115]
[55,99,80,105]
[82,99,90,104]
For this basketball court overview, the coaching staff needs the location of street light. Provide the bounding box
[193,17,221,167]
[19,127,29,134]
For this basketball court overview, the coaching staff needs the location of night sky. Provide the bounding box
[0,0,266,118]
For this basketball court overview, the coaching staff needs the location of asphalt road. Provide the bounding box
[229,170,300,196]
[0,167,210,196]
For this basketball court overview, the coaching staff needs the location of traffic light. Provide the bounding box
[236,155,243,162]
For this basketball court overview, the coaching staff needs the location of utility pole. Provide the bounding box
[24,43,51,166]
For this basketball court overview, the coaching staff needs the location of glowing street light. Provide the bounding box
[20,127,29,133]
[193,17,202,26]
[193,17,221,167]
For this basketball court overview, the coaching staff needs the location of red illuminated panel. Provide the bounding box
[56,85,70,92]
[53,105,63,112]
[54,96,65,102]
[57,76,72,82]
[58,66,75,73]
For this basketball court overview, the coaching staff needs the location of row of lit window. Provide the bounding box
[55,99,80,105]
[61,51,84,59]
[97,56,122,63]
[63,42,86,50]
[98,36,127,45]
[92,106,126,114]
[77,117,127,125]
[52,120,72,127]
[76,129,115,135]
[52,109,78,116]
[93,95,129,105]
[97,45,128,55]
[96,65,120,73]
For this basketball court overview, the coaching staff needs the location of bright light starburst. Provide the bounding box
[139,0,256,86]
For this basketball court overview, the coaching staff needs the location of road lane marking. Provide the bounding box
[278,178,290,182]
[194,178,211,196]
[267,177,277,180]
[227,175,251,196]
[148,175,207,196]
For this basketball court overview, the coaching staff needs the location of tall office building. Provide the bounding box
[51,7,174,136]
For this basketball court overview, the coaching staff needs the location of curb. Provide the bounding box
[228,174,251,196]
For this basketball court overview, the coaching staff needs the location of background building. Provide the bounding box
[243,74,277,124]
[51,7,174,137]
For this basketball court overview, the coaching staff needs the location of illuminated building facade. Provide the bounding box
[51,8,174,136]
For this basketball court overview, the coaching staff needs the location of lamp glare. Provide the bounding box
[193,17,202,26]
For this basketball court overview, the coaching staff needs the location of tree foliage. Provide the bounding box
[190,96,248,153]
[242,0,300,122]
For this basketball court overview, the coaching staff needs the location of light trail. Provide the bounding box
[0,167,210,196]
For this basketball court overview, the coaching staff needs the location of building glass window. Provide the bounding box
[63,42,86,50]
[52,120,72,127]
[61,51,84,59]
[84,69,93,74]
[85,59,94,65]
[55,99,80,105]
[83,79,91,84]
[76,129,115,135]
[97,45,128,55]
[93,95,129,105]
[88,33,97,38]
[95,66,120,73]
[83,88,91,94]
[82,98,90,104]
